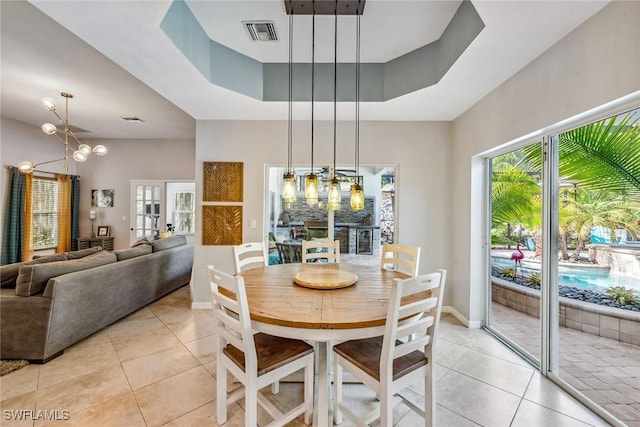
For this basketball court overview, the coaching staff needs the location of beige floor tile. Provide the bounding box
[0,390,37,427]
[106,312,167,341]
[122,343,201,390]
[165,309,218,343]
[134,365,215,426]
[452,348,534,396]
[435,337,470,369]
[37,351,121,389]
[524,373,611,426]
[183,333,218,363]
[110,327,183,362]
[37,392,144,427]
[163,401,245,427]
[36,368,131,416]
[0,364,40,402]
[436,370,521,427]
[397,402,481,426]
[471,333,534,367]
[512,399,596,427]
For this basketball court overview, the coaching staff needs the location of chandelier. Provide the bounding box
[284,0,365,211]
[17,92,107,174]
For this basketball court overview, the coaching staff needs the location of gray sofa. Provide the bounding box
[0,236,193,362]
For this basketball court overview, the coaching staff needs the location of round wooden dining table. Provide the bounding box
[238,263,408,427]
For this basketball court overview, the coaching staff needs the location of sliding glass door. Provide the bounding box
[485,105,640,426]
[486,142,543,366]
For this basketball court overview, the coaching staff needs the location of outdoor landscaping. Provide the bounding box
[490,110,640,313]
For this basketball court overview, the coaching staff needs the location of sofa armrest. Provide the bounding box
[0,289,53,360]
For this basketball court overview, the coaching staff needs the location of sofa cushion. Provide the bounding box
[65,246,103,260]
[114,245,152,261]
[1,253,69,289]
[151,235,186,252]
[15,251,117,297]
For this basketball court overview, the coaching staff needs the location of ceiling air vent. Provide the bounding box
[243,21,278,42]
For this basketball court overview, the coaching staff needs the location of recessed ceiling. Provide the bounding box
[1,0,610,141]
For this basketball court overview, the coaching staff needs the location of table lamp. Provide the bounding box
[89,209,97,238]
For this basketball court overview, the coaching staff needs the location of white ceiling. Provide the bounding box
[1,1,609,140]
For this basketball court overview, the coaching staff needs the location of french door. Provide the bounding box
[130,181,164,244]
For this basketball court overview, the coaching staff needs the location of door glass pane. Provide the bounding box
[488,143,543,365]
[133,184,162,240]
[552,108,640,425]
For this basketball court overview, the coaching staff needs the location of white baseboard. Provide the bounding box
[191,301,212,310]
[442,305,483,329]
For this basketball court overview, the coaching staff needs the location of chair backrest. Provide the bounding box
[302,239,340,263]
[233,241,268,274]
[380,270,447,376]
[208,265,257,370]
[276,242,302,264]
[380,243,421,276]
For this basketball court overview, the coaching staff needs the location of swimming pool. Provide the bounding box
[491,256,640,292]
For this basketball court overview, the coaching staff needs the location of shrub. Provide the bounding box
[527,272,541,287]
[606,286,637,306]
[499,267,516,279]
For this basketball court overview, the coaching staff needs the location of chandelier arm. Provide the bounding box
[49,109,64,124]
[67,129,84,148]
[34,157,68,168]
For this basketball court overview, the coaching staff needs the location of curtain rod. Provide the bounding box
[6,165,80,178]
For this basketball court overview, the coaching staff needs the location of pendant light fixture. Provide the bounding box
[327,8,341,212]
[350,11,364,211]
[304,11,319,206]
[282,10,297,204]
[17,92,108,174]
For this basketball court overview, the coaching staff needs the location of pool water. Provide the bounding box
[491,256,640,292]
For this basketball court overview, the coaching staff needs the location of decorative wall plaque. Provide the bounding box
[203,162,243,202]
[202,205,243,245]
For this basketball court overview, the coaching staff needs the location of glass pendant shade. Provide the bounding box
[42,98,56,111]
[327,178,341,211]
[93,145,108,156]
[350,183,364,211]
[72,150,88,162]
[78,144,92,155]
[42,123,57,135]
[282,172,297,203]
[17,161,35,173]
[305,174,319,205]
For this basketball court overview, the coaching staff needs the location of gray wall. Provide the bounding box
[450,0,640,323]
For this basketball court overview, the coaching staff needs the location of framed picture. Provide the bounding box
[97,226,111,237]
[91,189,114,207]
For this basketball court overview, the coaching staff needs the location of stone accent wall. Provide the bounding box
[283,197,375,224]
[492,278,640,346]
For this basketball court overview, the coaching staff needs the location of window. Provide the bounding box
[166,182,195,234]
[32,177,59,250]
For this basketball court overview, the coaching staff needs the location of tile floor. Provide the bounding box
[492,301,640,426]
[0,285,610,426]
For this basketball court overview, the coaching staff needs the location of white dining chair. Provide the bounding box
[380,243,421,276]
[208,265,314,426]
[302,239,340,263]
[233,241,268,274]
[332,269,447,427]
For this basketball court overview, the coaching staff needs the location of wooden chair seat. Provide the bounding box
[333,336,428,382]
[223,333,314,376]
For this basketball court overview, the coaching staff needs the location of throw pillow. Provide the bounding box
[65,246,102,260]
[0,253,68,289]
[131,237,151,248]
[151,235,186,252]
[114,245,152,261]
[15,251,117,297]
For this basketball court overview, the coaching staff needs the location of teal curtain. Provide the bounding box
[1,167,26,264]
[70,176,80,251]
